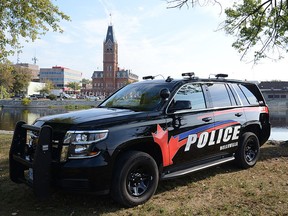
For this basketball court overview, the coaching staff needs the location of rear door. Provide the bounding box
[206,83,246,155]
[231,83,270,144]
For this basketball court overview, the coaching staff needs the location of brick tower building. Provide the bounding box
[91,25,138,96]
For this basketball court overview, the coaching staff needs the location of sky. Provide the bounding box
[8,0,288,81]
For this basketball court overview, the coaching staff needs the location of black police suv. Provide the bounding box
[9,73,270,207]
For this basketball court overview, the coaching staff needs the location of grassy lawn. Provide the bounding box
[1,133,287,216]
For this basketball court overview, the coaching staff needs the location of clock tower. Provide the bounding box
[91,24,138,97]
[103,25,118,94]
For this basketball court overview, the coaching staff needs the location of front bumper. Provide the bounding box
[9,121,111,199]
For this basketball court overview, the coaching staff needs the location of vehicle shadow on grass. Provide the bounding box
[156,141,288,195]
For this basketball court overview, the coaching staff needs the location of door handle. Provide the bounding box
[202,117,212,122]
[235,113,243,117]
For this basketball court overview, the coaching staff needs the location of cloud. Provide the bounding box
[9,0,288,82]
[52,34,75,44]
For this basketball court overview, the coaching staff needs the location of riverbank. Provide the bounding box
[0,99,101,108]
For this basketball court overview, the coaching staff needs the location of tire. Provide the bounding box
[235,132,260,169]
[111,151,159,207]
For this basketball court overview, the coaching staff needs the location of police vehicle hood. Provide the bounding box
[36,107,148,126]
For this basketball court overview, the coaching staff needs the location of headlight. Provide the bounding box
[62,130,108,160]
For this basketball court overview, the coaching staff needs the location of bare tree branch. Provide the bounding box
[167,0,288,63]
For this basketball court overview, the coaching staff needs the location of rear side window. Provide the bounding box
[239,84,259,105]
[233,84,249,105]
[233,83,262,105]
[207,83,232,107]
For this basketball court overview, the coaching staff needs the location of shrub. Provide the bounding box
[21,98,31,106]
[48,94,57,100]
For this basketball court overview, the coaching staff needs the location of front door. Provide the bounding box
[155,83,216,169]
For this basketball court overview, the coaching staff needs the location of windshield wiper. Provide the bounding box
[108,106,132,110]
[99,105,145,112]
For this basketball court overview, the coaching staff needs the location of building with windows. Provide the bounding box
[258,81,288,100]
[15,63,40,82]
[39,66,82,89]
[91,25,138,96]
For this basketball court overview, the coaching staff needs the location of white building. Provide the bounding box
[40,66,82,89]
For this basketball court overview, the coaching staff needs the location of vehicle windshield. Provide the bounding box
[100,82,170,111]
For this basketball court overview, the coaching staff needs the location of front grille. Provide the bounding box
[26,131,66,163]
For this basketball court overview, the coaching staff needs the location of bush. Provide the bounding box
[21,98,31,106]
[48,94,57,100]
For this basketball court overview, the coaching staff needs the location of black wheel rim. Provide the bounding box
[245,138,258,162]
[127,167,153,197]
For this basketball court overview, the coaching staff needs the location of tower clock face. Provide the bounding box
[107,40,113,48]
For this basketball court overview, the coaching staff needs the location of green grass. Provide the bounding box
[1,134,288,216]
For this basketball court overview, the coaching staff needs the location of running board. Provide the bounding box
[162,156,235,179]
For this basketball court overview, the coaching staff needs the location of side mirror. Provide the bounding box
[160,88,170,100]
[169,100,192,112]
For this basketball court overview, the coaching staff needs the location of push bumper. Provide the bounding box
[9,121,52,199]
[9,121,112,198]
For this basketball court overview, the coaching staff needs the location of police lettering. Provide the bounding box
[184,125,241,151]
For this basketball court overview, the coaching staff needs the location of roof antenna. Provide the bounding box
[109,13,112,25]
[32,50,38,65]
[32,56,38,65]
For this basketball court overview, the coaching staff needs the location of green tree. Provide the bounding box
[40,79,54,95]
[80,78,91,89]
[12,65,32,94]
[0,0,70,61]
[0,85,10,99]
[67,82,81,92]
[223,0,288,62]
[167,0,288,62]
[0,60,14,92]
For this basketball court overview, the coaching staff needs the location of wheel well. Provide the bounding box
[241,124,260,142]
[114,142,163,168]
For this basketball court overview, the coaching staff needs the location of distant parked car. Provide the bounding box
[11,94,25,100]
[70,94,77,99]
[29,95,38,100]
[29,94,46,99]
[86,96,99,101]
[61,93,71,99]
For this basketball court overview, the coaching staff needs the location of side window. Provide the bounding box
[171,83,206,110]
[226,84,237,106]
[232,83,262,105]
[207,83,232,107]
[232,84,249,105]
[239,84,261,105]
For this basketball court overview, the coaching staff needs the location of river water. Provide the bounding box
[0,107,287,141]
